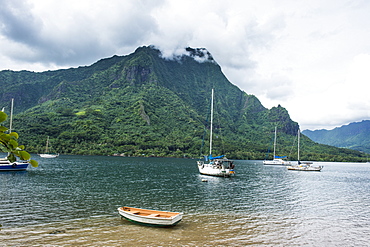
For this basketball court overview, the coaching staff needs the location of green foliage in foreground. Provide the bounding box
[0,111,38,167]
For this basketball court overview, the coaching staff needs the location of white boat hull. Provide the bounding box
[117,207,183,227]
[263,159,291,165]
[39,153,59,158]
[197,159,235,177]
[287,163,323,171]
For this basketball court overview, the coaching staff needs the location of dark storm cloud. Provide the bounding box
[0,0,161,67]
[1,0,370,130]
[0,0,43,46]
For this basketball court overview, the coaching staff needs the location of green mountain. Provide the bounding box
[303,120,370,153]
[0,46,366,161]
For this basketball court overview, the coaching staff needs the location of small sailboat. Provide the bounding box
[197,89,235,177]
[287,129,323,171]
[117,206,183,227]
[39,136,59,158]
[0,99,31,171]
[263,126,291,165]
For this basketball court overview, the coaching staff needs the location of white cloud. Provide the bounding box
[1,0,370,130]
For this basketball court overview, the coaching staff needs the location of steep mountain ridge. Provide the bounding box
[0,46,366,161]
[303,120,370,153]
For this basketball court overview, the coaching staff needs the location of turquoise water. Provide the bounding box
[1,155,369,246]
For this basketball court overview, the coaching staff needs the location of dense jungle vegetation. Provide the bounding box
[0,46,367,162]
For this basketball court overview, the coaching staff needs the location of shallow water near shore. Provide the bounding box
[1,155,369,246]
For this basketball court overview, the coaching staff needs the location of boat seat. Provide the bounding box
[131,211,140,214]
[148,214,160,217]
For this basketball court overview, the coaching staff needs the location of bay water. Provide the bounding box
[1,155,369,246]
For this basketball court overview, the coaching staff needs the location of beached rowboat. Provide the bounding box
[117,206,183,227]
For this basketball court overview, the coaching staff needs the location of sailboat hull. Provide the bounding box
[197,160,235,177]
[0,160,29,171]
[287,164,323,171]
[263,159,291,165]
[39,154,59,158]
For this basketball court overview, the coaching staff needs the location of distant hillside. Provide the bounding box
[303,120,370,153]
[0,45,367,161]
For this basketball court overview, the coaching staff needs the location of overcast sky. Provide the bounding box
[1,0,369,130]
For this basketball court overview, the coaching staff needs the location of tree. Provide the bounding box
[0,111,38,167]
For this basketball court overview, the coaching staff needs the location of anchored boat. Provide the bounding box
[287,129,323,171]
[287,162,323,171]
[197,89,235,177]
[0,99,31,171]
[39,136,59,158]
[263,126,291,165]
[0,158,29,171]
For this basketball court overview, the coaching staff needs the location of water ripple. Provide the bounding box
[1,157,370,246]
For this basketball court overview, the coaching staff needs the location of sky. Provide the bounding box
[1,0,370,130]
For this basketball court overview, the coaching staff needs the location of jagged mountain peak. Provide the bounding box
[131,45,217,64]
[0,45,366,161]
[184,47,215,62]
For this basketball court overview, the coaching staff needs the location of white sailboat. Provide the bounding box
[263,126,291,165]
[39,136,59,158]
[287,129,323,171]
[197,89,235,177]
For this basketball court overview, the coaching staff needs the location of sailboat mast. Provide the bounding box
[45,136,50,153]
[209,89,214,156]
[297,129,300,161]
[9,98,14,133]
[273,126,277,158]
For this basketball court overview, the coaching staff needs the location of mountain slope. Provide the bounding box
[0,46,367,161]
[303,120,370,153]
